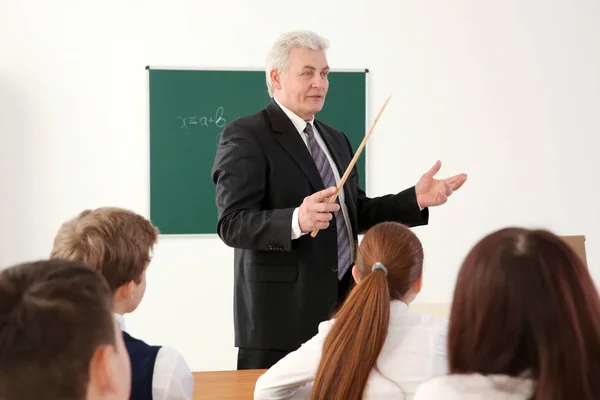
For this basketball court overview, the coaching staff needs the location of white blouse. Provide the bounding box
[413,374,536,400]
[254,300,448,400]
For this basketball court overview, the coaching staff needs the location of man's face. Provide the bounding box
[272,47,329,120]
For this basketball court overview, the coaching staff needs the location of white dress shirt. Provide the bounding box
[273,97,355,262]
[114,314,194,400]
[254,300,448,400]
[413,374,535,400]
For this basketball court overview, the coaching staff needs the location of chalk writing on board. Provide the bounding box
[178,106,227,129]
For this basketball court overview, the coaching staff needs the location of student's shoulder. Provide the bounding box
[155,345,193,373]
[317,318,335,334]
[152,346,195,399]
[122,331,161,351]
[294,319,335,348]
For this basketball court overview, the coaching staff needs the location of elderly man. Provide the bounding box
[212,30,467,369]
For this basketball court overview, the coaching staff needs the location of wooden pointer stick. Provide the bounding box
[310,94,392,238]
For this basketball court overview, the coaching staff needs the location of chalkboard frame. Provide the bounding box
[146,66,370,236]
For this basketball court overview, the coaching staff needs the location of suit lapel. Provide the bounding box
[266,101,325,192]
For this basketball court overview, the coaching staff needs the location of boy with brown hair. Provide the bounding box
[0,259,131,400]
[50,207,194,400]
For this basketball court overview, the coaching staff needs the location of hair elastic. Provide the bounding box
[372,262,388,276]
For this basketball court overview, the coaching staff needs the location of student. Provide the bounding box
[414,227,600,400]
[254,221,448,400]
[50,207,194,400]
[0,259,131,400]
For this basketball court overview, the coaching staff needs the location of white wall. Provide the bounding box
[1,0,599,371]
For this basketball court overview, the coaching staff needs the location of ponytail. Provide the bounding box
[311,266,391,400]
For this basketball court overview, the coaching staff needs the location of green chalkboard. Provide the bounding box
[148,67,368,234]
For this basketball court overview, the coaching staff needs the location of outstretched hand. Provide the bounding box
[415,160,467,208]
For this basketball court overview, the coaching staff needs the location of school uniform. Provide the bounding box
[253,300,448,400]
[114,314,194,400]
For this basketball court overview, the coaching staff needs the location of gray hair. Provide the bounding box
[265,30,330,97]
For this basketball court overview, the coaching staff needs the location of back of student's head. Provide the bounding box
[50,207,158,303]
[312,221,424,400]
[0,259,130,400]
[449,227,600,400]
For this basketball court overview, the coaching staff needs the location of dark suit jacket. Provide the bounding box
[211,100,429,352]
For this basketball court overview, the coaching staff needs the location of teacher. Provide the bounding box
[211,30,467,370]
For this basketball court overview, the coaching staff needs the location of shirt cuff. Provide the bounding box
[291,207,305,239]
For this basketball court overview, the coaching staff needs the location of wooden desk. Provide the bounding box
[193,369,266,400]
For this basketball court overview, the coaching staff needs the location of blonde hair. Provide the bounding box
[50,207,159,292]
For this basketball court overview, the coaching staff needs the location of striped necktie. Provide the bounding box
[304,123,351,279]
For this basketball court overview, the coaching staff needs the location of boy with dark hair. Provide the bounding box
[0,259,131,400]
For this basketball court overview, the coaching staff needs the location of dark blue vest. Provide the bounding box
[122,331,161,400]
